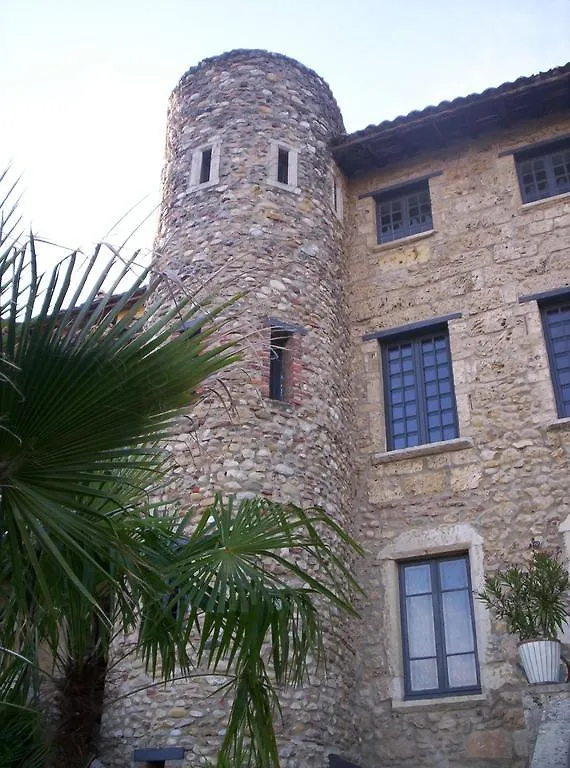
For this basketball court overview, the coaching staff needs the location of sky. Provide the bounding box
[1,0,569,263]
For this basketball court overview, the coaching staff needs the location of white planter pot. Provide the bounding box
[518,640,561,683]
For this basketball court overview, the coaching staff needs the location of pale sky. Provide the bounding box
[2,0,569,259]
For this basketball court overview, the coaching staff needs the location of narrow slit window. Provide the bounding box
[199,148,213,184]
[269,328,291,401]
[277,148,290,185]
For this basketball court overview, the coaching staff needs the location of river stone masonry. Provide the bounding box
[99,51,570,767]
[99,50,358,767]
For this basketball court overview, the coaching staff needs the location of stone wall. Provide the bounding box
[99,50,358,767]
[345,111,570,766]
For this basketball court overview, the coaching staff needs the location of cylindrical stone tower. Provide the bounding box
[101,50,357,767]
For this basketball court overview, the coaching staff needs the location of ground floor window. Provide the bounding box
[399,553,480,698]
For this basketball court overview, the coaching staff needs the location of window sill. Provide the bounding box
[371,229,436,253]
[372,437,474,465]
[266,179,300,194]
[392,692,486,713]
[520,190,570,212]
[545,416,570,432]
[188,178,219,193]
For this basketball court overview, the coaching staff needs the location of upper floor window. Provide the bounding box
[399,554,480,699]
[268,142,299,190]
[189,140,221,190]
[376,181,433,244]
[382,325,458,450]
[269,327,292,401]
[541,297,570,417]
[516,140,570,203]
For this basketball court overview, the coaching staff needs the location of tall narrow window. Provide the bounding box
[541,297,570,417]
[268,142,298,190]
[199,148,212,184]
[189,140,221,190]
[400,554,480,698]
[269,328,291,401]
[277,148,289,185]
[382,326,458,450]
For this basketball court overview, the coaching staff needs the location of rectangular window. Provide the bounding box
[400,554,480,699]
[382,327,458,450]
[269,328,291,401]
[516,141,570,203]
[199,148,212,184]
[541,297,570,417]
[189,140,221,190]
[268,142,298,190]
[277,148,289,185]
[376,181,433,244]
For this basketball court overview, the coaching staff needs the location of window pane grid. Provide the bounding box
[517,147,570,203]
[400,555,480,699]
[376,185,433,244]
[542,301,570,417]
[383,330,458,450]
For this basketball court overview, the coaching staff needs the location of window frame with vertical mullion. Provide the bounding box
[516,144,570,203]
[540,296,570,418]
[375,182,433,244]
[399,554,481,700]
[382,326,459,451]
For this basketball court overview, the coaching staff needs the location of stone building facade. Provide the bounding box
[100,52,570,767]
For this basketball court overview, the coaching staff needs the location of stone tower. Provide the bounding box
[101,50,358,767]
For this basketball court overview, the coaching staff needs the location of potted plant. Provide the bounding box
[478,549,570,683]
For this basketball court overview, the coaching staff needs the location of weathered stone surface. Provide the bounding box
[466,729,513,759]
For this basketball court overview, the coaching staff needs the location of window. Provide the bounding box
[269,328,292,401]
[376,181,433,244]
[268,142,298,189]
[199,148,212,184]
[541,297,570,417]
[332,171,343,220]
[189,140,221,190]
[399,554,480,698]
[382,327,458,450]
[516,140,570,203]
[277,148,289,185]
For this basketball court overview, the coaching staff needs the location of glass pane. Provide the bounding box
[410,658,438,691]
[404,564,431,595]
[447,653,478,688]
[406,595,436,657]
[440,559,467,590]
[442,591,474,654]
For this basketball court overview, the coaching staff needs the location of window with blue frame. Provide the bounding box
[516,140,570,203]
[375,181,433,244]
[382,327,458,450]
[541,297,570,418]
[399,554,480,699]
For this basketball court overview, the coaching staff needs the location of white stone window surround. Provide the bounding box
[188,138,221,191]
[267,140,299,191]
[379,523,491,709]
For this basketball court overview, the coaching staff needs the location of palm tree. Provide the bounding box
[0,177,361,767]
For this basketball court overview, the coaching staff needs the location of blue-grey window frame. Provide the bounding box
[399,553,481,700]
[375,181,433,244]
[515,141,570,204]
[381,324,459,451]
[540,295,570,418]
